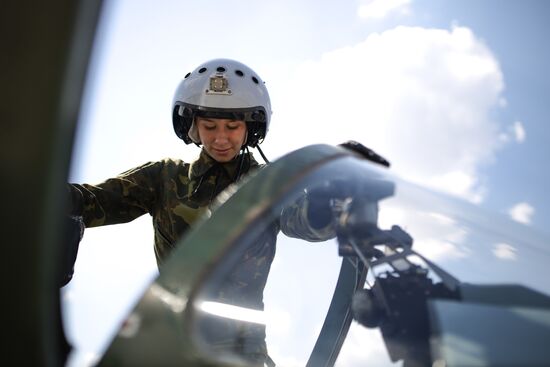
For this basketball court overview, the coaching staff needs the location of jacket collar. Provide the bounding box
[188,148,259,180]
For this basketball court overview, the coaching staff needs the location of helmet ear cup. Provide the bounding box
[246,109,267,147]
[245,120,266,147]
[251,110,266,123]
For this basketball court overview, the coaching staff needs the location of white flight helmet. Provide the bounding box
[172,58,272,147]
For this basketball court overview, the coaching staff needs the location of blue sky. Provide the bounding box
[64,1,550,365]
[426,0,550,226]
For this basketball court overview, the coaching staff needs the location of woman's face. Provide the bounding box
[196,117,247,162]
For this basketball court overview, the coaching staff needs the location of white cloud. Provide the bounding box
[508,202,534,224]
[64,217,158,362]
[493,243,517,260]
[513,121,526,142]
[336,323,394,366]
[379,204,471,263]
[414,239,469,262]
[499,120,526,144]
[358,0,411,20]
[429,171,485,204]
[268,25,505,203]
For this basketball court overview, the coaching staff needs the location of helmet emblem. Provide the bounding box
[207,73,231,95]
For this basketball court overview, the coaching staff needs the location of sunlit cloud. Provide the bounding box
[265,307,292,335]
[428,212,457,226]
[358,0,411,20]
[499,120,526,143]
[379,204,471,262]
[414,239,469,261]
[508,202,534,224]
[269,25,505,203]
[513,121,526,142]
[378,206,406,230]
[492,243,517,260]
[429,171,484,204]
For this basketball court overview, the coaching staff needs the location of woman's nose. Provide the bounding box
[213,129,229,142]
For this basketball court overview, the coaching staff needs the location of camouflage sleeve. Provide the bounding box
[68,161,161,227]
[279,190,336,242]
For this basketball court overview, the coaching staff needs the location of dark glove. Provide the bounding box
[306,185,334,230]
[306,179,352,229]
[59,215,84,287]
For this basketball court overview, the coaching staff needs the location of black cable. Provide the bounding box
[256,144,269,163]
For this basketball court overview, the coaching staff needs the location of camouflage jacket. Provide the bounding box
[71,149,265,260]
[68,148,333,264]
[68,148,335,362]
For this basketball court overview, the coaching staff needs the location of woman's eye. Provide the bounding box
[204,125,216,130]
[227,123,242,130]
